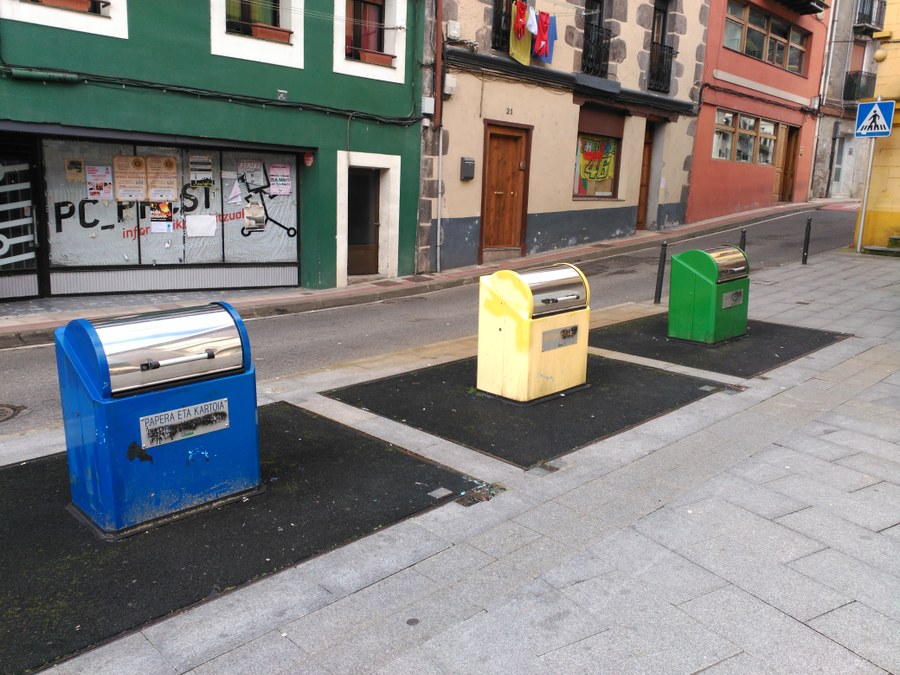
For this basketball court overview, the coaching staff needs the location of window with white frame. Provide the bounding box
[211,0,304,68]
[2,0,126,37]
[226,0,292,42]
[345,0,385,60]
[332,0,406,83]
[20,0,110,16]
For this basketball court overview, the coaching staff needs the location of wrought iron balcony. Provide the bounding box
[491,0,511,52]
[648,42,675,93]
[843,70,877,101]
[582,23,612,78]
[772,0,827,15]
[854,0,885,33]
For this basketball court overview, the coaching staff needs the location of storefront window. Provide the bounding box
[43,139,298,267]
[573,133,618,197]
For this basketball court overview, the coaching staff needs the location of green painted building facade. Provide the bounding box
[0,0,423,298]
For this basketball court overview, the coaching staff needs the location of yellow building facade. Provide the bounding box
[857,0,900,249]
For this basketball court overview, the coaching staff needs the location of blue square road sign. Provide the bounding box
[856,101,895,138]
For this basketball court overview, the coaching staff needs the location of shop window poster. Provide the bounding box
[147,156,179,202]
[65,158,85,183]
[575,134,616,197]
[189,155,214,187]
[150,202,174,233]
[268,163,292,195]
[113,155,148,201]
[86,165,113,200]
[238,159,265,188]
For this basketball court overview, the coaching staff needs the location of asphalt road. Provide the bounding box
[0,207,857,437]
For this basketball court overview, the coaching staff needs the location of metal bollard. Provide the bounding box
[654,241,668,304]
[739,228,747,252]
[802,217,812,265]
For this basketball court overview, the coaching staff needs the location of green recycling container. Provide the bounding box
[668,245,750,344]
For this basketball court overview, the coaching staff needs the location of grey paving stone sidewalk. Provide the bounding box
[48,250,900,674]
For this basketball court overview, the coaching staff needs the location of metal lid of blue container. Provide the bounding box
[87,303,246,396]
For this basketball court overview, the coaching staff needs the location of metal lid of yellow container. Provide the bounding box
[484,263,590,318]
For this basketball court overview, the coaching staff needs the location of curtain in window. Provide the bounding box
[227,0,278,26]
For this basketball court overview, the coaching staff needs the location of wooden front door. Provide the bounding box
[772,124,787,200]
[636,124,654,230]
[481,124,529,263]
[779,126,800,202]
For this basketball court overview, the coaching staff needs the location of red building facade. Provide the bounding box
[687,0,828,222]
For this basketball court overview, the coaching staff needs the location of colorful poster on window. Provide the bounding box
[86,165,113,200]
[575,134,616,197]
[150,202,174,233]
[146,156,179,201]
[113,155,148,201]
[268,163,292,195]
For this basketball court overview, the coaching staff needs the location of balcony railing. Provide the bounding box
[854,0,885,32]
[843,70,877,101]
[582,22,612,78]
[648,42,675,93]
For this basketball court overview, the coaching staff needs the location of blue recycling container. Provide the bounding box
[54,302,260,537]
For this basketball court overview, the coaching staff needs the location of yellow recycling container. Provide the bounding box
[477,263,590,402]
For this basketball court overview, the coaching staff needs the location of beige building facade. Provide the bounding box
[418,0,705,271]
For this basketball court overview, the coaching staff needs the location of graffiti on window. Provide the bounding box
[0,161,36,270]
[236,166,297,237]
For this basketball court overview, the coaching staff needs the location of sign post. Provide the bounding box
[855,99,895,252]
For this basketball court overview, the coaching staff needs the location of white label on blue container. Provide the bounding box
[140,398,229,448]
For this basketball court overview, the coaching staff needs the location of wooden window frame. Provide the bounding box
[345,0,387,61]
[713,108,778,164]
[26,0,109,15]
[724,0,808,74]
[227,0,288,40]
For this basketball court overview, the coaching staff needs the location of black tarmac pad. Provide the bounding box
[0,402,477,674]
[589,313,846,378]
[325,356,723,470]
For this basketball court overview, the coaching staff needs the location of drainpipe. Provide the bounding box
[434,0,444,273]
[825,120,840,197]
[818,0,840,104]
[813,0,839,199]
[806,0,841,200]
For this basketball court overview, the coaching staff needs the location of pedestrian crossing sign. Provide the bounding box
[855,100,895,138]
